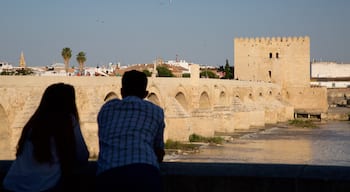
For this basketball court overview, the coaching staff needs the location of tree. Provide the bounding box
[182,73,191,78]
[76,51,86,76]
[15,68,33,75]
[61,47,72,73]
[156,66,174,77]
[200,70,219,78]
[143,69,152,77]
[224,59,233,79]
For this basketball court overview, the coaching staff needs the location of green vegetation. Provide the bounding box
[157,66,174,77]
[76,51,87,75]
[0,71,15,75]
[165,134,225,151]
[224,59,233,79]
[288,119,317,128]
[182,73,190,78]
[189,133,224,144]
[142,69,152,77]
[0,68,34,76]
[61,47,72,73]
[165,139,199,150]
[200,70,219,78]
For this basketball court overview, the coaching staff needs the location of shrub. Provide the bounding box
[189,133,224,144]
[288,119,317,128]
[165,139,199,150]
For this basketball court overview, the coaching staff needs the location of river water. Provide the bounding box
[164,121,350,166]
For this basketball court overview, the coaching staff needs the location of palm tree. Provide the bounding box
[76,51,86,76]
[61,47,72,73]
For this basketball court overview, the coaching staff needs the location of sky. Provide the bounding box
[1,0,349,67]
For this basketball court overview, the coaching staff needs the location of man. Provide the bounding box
[96,70,165,192]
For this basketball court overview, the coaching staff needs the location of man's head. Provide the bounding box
[121,70,148,99]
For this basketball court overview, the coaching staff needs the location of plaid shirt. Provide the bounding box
[96,96,165,175]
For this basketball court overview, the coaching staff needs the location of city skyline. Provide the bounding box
[1,0,349,67]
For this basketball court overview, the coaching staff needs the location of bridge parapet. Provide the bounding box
[1,161,349,192]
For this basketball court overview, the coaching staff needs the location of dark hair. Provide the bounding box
[121,70,148,98]
[16,83,80,176]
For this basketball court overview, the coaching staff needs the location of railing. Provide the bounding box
[1,161,350,192]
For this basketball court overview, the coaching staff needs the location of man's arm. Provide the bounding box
[155,148,165,163]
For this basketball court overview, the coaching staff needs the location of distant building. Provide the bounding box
[166,60,190,70]
[19,51,26,68]
[311,62,350,88]
[234,36,310,88]
[233,36,328,114]
[311,62,350,78]
[0,61,13,73]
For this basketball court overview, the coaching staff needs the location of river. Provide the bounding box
[164,120,350,166]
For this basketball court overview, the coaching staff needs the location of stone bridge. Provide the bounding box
[1,69,310,158]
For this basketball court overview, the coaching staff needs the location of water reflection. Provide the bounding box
[165,121,350,166]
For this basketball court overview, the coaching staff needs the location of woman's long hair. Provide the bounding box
[16,83,80,176]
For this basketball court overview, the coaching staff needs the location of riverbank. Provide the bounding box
[164,120,350,166]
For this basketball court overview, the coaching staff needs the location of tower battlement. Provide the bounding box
[234,36,309,44]
[234,35,310,88]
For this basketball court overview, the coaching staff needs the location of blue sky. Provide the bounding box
[1,0,349,67]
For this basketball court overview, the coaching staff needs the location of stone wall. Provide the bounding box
[234,36,310,88]
[327,88,350,106]
[233,36,328,114]
[0,75,294,159]
[283,86,329,113]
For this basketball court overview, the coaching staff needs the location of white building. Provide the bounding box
[166,60,190,70]
[311,62,350,88]
[311,62,350,78]
[0,61,13,73]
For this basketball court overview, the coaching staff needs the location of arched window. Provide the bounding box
[276,52,279,58]
[269,53,273,58]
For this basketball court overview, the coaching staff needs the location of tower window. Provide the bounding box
[268,71,272,78]
[276,53,279,58]
[269,53,272,58]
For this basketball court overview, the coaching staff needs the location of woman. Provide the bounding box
[2,83,90,192]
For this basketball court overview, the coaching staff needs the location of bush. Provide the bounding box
[157,66,174,77]
[165,139,199,150]
[142,69,152,77]
[188,133,205,142]
[288,119,317,128]
[182,73,190,78]
[189,133,224,144]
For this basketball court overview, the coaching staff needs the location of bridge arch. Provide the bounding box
[173,84,191,111]
[199,91,211,109]
[216,85,229,106]
[148,93,161,107]
[175,92,188,111]
[104,91,119,102]
[148,84,163,107]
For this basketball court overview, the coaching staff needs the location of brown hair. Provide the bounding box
[16,83,80,176]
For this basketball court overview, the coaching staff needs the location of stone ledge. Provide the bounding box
[1,161,350,192]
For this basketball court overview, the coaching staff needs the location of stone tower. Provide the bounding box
[234,36,310,88]
[19,51,26,68]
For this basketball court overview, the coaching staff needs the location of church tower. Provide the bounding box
[19,51,26,68]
